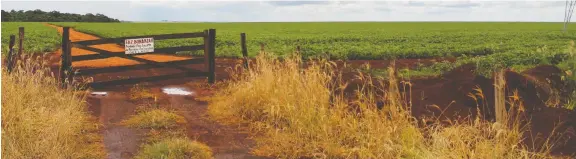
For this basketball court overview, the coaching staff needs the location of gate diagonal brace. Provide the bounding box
[71,43,202,73]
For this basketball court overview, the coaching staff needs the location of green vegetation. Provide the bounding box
[2,9,120,22]
[1,57,105,158]
[562,41,576,110]
[135,138,213,159]
[1,22,60,55]
[54,22,576,60]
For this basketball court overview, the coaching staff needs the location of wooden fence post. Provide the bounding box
[260,43,265,53]
[207,29,216,84]
[240,33,249,69]
[494,69,507,124]
[296,45,301,54]
[203,29,209,75]
[6,35,16,73]
[17,27,24,58]
[61,27,72,88]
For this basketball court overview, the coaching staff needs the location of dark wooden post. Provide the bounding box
[203,30,210,82]
[296,45,301,54]
[207,29,216,84]
[66,41,74,87]
[260,43,265,53]
[297,45,303,68]
[17,27,24,58]
[240,33,249,69]
[6,35,16,73]
[61,27,72,88]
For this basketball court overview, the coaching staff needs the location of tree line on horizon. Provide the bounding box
[1,9,121,22]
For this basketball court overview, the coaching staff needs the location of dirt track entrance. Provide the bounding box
[46,24,266,159]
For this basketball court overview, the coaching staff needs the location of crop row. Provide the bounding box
[1,22,60,55]
[53,22,576,60]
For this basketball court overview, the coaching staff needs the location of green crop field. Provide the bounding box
[1,22,61,55]
[53,22,576,60]
[1,22,574,76]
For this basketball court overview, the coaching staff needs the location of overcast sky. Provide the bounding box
[0,1,572,22]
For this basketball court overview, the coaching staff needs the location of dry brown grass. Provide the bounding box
[122,109,187,129]
[129,84,157,101]
[208,52,564,159]
[1,55,105,159]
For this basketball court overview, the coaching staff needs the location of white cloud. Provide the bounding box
[0,0,571,22]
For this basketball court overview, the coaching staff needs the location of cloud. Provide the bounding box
[0,1,570,22]
[404,1,480,9]
[506,1,565,8]
[442,2,481,8]
[407,1,428,7]
[267,1,331,7]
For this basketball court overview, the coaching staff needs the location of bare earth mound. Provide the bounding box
[400,64,575,156]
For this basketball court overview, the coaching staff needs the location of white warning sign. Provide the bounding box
[124,38,154,54]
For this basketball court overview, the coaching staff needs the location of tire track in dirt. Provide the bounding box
[42,24,160,159]
[165,93,268,159]
[86,92,144,159]
[45,24,267,159]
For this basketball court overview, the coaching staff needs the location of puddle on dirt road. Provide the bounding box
[90,91,108,97]
[162,87,195,96]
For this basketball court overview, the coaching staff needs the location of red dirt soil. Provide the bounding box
[40,25,575,158]
[340,64,576,156]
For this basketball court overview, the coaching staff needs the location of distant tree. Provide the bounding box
[1,9,120,22]
[1,10,10,21]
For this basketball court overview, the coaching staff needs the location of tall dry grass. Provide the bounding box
[208,52,563,159]
[564,41,576,110]
[1,56,104,159]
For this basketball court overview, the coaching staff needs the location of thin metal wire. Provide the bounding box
[567,0,576,23]
[564,0,576,32]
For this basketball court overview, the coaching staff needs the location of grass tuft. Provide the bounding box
[122,109,187,129]
[129,84,157,101]
[134,137,213,159]
[562,41,576,110]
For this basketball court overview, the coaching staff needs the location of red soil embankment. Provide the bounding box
[341,64,575,156]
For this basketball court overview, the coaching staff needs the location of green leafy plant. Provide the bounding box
[51,22,576,60]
